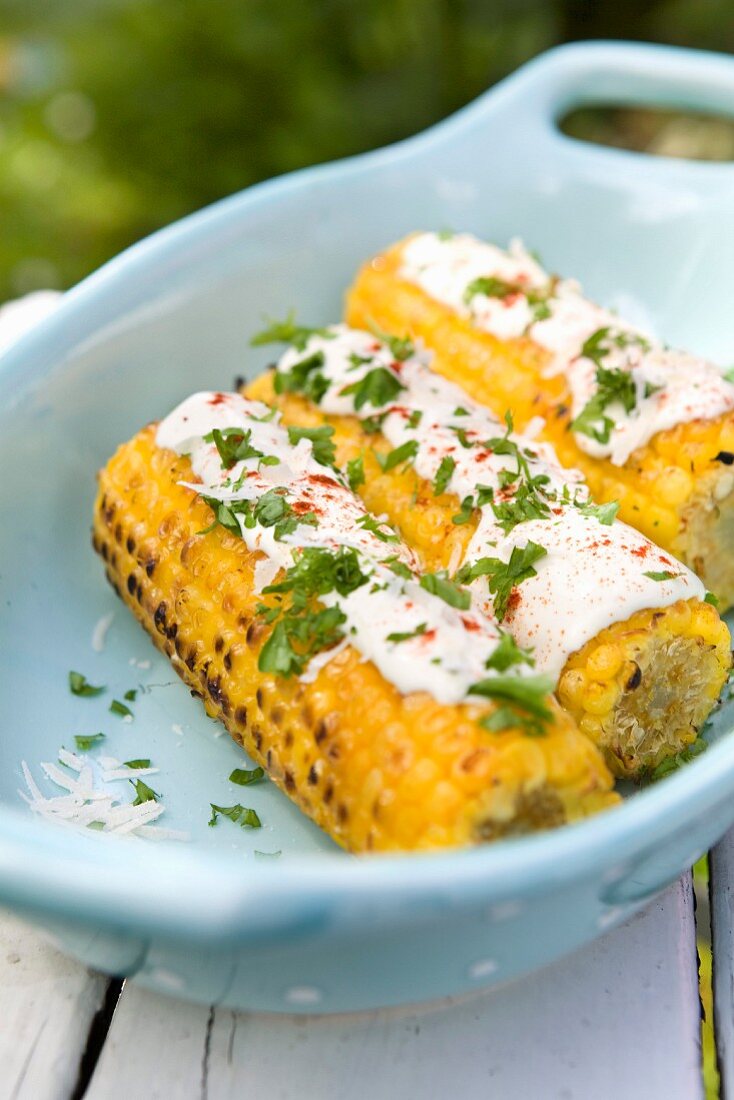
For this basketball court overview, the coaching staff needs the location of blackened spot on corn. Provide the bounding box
[110,551,118,569]
[328,744,340,761]
[324,783,334,805]
[190,689,202,700]
[256,688,264,709]
[237,613,249,630]
[235,706,248,726]
[136,583,143,603]
[253,727,263,751]
[302,705,314,727]
[715,451,734,466]
[185,650,196,671]
[114,522,123,543]
[209,677,226,705]
[337,804,348,825]
[247,621,266,647]
[556,404,569,419]
[284,730,293,748]
[266,749,272,768]
[307,764,318,786]
[233,374,246,391]
[174,636,184,658]
[271,705,284,726]
[126,535,136,554]
[626,663,642,691]
[154,601,167,634]
[165,621,178,640]
[104,502,115,524]
[127,573,137,596]
[315,721,328,745]
[223,651,232,671]
[145,558,156,577]
[101,542,109,561]
[214,635,224,653]
[284,770,295,792]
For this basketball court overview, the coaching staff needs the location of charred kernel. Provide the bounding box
[625,663,642,691]
[136,583,143,602]
[234,705,248,726]
[185,651,196,671]
[223,651,232,671]
[284,770,295,792]
[256,688,264,709]
[314,721,328,745]
[101,542,109,561]
[271,705,284,726]
[253,727,263,751]
[154,602,167,632]
[715,451,734,465]
[174,636,184,658]
[166,621,178,640]
[207,676,225,705]
[307,764,318,786]
[324,783,334,805]
[114,523,123,543]
[266,749,272,768]
[145,558,156,577]
[126,535,136,553]
[110,551,118,569]
[214,636,224,653]
[246,621,266,647]
[337,804,348,825]
[127,573,137,596]
[284,730,293,748]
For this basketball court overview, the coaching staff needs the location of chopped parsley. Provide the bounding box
[346,454,365,491]
[455,541,547,620]
[407,410,423,429]
[432,455,456,497]
[273,350,329,404]
[385,556,413,580]
[251,313,334,352]
[204,426,268,469]
[229,766,265,786]
[705,591,720,607]
[124,758,151,769]
[356,514,399,542]
[571,328,654,444]
[639,737,707,784]
[258,547,369,677]
[369,327,415,362]
[109,699,133,719]
[376,439,419,472]
[387,623,427,644]
[491,477,551,533]
[124,688,137,702]
[69,671,105,697]
[361,412,388,434]
[451,495,475,525]
[463,275,553,323]
[340,367,404,411]
[419,571,471,610]
[472,673,554,736]
[644,570,678,582]
[74,733,105,751]
[286,424,336,467]
[208,803,261,828]
[575,499,620,525]
[200,490,317,543]
[579,326,651,370]
[485,631,534,673]
[130,778,159,805]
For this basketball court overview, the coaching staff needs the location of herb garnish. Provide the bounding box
[575,499,620,525]
[644,570,678,582]
[376,439,419,473]
[419,571,471,610]
[109,699,133,719]
[455,541,547,620]
[571,328,654,444]
[69,671,105,697]
[251,313,335,352]
[273,351,329,404]
[356,514,399,542]
[124,759,151,769]
[204,426,268,469]
[230,766,265,786]
[485,631,534,672]
[432,455,456,497]
[346,455,365,491]
[286,425,336,467]
[340,367,404,411]
[74,733,105,751]
[387,623,428,644]
[639,737,707,784]
[208,803,261,828]
[130,778,159,805]
[472,673,554,736]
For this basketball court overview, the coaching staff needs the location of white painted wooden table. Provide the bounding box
[4,833,732,1100]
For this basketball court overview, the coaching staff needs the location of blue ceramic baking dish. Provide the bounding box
[2,41,734,1014]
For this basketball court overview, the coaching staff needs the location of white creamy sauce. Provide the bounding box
[156,392,509,705]
[399,232,734,467]
[278,327,705,680]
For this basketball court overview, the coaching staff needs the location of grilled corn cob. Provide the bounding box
[93,400,617,851]
[346,233,734,607]
[246,323,731,778]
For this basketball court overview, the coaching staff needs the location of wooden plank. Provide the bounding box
[87,876,701,1100]
[0,909,110,1100]
[710,827,734,1093]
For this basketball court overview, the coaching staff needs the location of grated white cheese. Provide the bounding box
[91,611,114,652]
[20,754,187,841]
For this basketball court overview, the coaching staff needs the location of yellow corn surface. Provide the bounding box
[93,424,618,852]
[247,373,731,779]
[345,240,734,608]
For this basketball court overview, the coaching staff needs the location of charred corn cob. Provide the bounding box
[246,322,731,778]
[93,393,617,851]
[345,233,734,607]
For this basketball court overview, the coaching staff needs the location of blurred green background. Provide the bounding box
[0,0,733,298]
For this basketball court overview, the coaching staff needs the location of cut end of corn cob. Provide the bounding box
[247,371,732,780]
[557,598,731,778]
[345,240,734,608]
[92,423,618,852]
